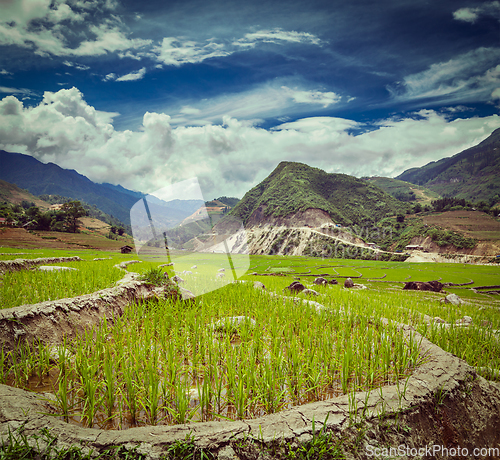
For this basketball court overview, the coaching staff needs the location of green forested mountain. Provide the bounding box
[228,161,408,226]
[396,128,500,203]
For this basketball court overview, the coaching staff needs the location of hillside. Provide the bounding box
[0,150,144,226]
[226,161,408,228]
[0,180,50,210]
[396,128,500,203]
[364,177,440,204]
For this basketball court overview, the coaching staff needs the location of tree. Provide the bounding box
[396,214,405,223]
[117,227,125,236]
[61,201,87,233]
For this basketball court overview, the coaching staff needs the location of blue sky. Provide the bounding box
[0,0,499,199]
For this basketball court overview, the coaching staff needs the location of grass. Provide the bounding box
[3,281,423,429]
[0,259,124,309]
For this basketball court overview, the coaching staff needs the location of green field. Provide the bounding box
[1,248,499,431]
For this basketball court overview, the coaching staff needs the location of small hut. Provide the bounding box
[120,245,133,254]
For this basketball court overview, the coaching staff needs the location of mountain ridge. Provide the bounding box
[395,128,500,203]
[0,150,144,226]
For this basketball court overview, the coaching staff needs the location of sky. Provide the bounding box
[0,0,499,200]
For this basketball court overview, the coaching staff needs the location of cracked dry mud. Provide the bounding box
[1,261,500,459]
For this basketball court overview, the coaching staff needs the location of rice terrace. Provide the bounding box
[0,241,499,459]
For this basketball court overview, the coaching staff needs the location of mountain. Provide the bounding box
[396,128,500,203]
[364,177,440,204]
[0,150,144,226]
[225,161,408,228]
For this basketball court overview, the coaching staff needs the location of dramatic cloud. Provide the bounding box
[0,1,151,57]
[389,47,500,104]
[1,88,499,199]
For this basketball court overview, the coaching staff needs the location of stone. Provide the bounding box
[38,266,78,271]
[172,275,184,283]
[285,281,305,293]
[217,272,225,278]
[191,265,197,269]
[444,293,465,306]
[344,278,354,288]
[313,277,327,285]
[433,317,446,324]
[253,281,266,290]
[352,284,367,290]
[217,445,238,460]
[302,289,319,296]
[403,280,443,292]
[328,279,338,285]
[456,316,472,326]
[218,268,225,272]
[180,288,195,301]
[159,263,174,267]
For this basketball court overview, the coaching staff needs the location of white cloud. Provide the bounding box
[1,88,499,199]
[116,67,146,81]
[152,37,230,66]
[492,88,500,100]
[0,69,13,75]
[389,47,500,104]
[453,8,479,23]
[235,28,321,47]
[62,61,90,70]
[167,82,347,126]
[152,28,322,67]
[281,86,341,107]
[453,2,500,23]
[0,86,35,96]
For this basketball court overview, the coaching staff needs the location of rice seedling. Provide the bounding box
[1,259,124,309]
[3,251,498,430]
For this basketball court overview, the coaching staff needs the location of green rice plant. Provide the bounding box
[36,340,51,385]
[122,364,139,424]
[102,345,116,420]
[75,345,102,428]
[167,380,193,425]
[55,370,72,423]
[139,345,162,425]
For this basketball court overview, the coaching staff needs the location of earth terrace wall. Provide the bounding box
[0,256,82,274]
[0,279,499,458]
[0,263,156,353]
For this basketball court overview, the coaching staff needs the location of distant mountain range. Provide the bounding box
[396,127,500,203]
[0,150,144,226]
